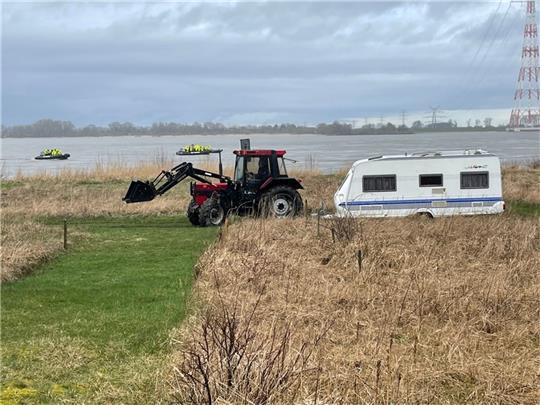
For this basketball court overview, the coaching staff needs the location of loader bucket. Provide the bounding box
[123,180,157,203]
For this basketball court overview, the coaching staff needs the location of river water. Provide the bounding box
[1,131,538,177]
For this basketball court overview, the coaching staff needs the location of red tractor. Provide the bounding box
[123,142,304,226]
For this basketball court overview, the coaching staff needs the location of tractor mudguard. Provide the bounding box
[259,177,303,191]
[191,182,231,206]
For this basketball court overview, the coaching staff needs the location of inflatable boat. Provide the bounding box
[35,153,71,160]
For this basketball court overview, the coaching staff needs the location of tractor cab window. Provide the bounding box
[234,156,245,182]
[277,157,287,176]
[245,156,271,180]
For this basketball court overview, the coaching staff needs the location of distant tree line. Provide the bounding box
[1,118,506,138]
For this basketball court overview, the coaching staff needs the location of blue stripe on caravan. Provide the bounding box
[338,197,503,207]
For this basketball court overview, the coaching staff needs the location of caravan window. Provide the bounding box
[419,174,443,187]
[460,171,489,189]
[362,175,396,192]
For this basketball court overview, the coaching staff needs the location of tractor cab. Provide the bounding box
[231,149,303,218]
[233,150,289,194]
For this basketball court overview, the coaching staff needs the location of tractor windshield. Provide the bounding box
[245,156,270,180]
[234,154,287,182]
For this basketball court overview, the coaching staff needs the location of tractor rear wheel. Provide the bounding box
[187,200,200,226]
[259,186,303,218]
[199,197,227,227]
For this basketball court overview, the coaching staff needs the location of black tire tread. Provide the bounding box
[259,185,303,217]
[199,197,226,227]
[187,200,200,226]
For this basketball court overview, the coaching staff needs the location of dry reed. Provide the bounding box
[0,215,63,282]
[1,161,537,287]
[166,149,540,405]
[170,213,539,403]
[501,163,540,203]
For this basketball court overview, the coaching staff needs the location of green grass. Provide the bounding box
[508,200,540,217]
[1,216,216,404]
[0,180,23,190]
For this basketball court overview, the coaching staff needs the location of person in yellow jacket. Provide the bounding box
[183,144,211,153]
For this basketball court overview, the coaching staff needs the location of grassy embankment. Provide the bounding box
[1,161,538,403]
[1,161,217,403]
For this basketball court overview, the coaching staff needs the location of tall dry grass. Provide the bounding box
[0,216,63,282]
[501,163,540,203]
[170,214,539,403]
[1,162,537,283]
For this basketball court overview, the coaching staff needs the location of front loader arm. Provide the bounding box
[123,162,231,203]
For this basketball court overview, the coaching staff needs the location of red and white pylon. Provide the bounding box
[509,0,540,129]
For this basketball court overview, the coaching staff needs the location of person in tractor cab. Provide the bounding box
[257,157,270,179]
[244,156,272,185]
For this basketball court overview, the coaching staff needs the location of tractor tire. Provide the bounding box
[199,197,227,227]
[259,186,303,218]
[186,200,200,226]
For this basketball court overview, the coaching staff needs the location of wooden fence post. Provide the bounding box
[317,210,321,237]
[357,249,362,272]
[63,219,68,249]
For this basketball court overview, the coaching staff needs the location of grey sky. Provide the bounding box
[1,1,526,126]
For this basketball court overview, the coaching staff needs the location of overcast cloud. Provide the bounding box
[1,1,526,126]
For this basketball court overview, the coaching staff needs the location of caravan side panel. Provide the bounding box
[335,155,504,218]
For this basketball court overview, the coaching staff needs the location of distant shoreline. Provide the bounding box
[1,128,511,139]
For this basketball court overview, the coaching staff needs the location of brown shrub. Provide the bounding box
[170,214,540,403]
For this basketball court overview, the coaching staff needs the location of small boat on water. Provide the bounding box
[35,153,71,160]
[35,148,70,160]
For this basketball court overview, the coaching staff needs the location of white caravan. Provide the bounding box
[334,150,505,218]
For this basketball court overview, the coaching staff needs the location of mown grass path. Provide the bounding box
[1,216,216,404]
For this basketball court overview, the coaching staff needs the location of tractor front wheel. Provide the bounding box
[199,197,227,227]
[259,186,303,218]
[186,200,200,226]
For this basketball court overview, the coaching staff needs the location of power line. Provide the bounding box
[466,0,505,75]
[471,1,513,83]
[475,5,519,86]
[455,1,516,109]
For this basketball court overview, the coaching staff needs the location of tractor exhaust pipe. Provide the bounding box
[123,180,157,203]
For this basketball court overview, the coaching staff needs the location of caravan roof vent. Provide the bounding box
[412,151,437,157]
[464,149,489,156]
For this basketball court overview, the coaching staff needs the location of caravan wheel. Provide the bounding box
[416,211,434,219]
